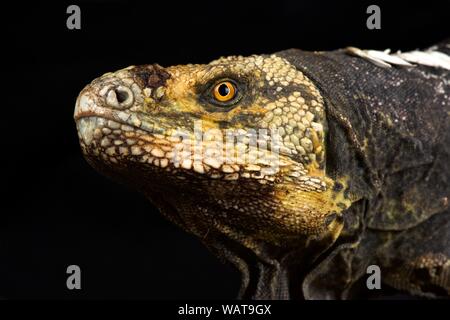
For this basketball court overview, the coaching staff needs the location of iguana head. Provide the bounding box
[74,54,350,246]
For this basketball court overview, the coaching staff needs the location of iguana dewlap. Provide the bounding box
[74,41,450,299]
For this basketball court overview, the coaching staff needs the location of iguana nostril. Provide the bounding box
[115,88,129,103]
[105,85,134,109]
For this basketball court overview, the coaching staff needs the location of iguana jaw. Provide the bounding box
[76,117,348,245]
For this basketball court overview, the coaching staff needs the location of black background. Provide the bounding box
[2,0,449,299]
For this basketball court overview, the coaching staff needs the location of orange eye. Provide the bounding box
[213,81,236,102]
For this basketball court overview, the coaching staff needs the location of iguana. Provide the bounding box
[74,41,450,299]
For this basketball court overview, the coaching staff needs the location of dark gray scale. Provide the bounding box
[277,39,450,298]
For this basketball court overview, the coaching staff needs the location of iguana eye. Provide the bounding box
[213,81,236,102]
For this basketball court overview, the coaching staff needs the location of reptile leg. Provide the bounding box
[384,253,450,297]
[377,209,450,298]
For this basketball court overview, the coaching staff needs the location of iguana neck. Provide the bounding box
[195,218,345,300]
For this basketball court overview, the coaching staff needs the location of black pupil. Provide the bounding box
[218,83,230,96]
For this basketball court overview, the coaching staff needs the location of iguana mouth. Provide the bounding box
[76,115,165,147]
[74,96,166,139]
[75,115,182,172]
[74,89,178,169]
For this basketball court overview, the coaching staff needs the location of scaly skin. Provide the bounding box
[74,45,450,299]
